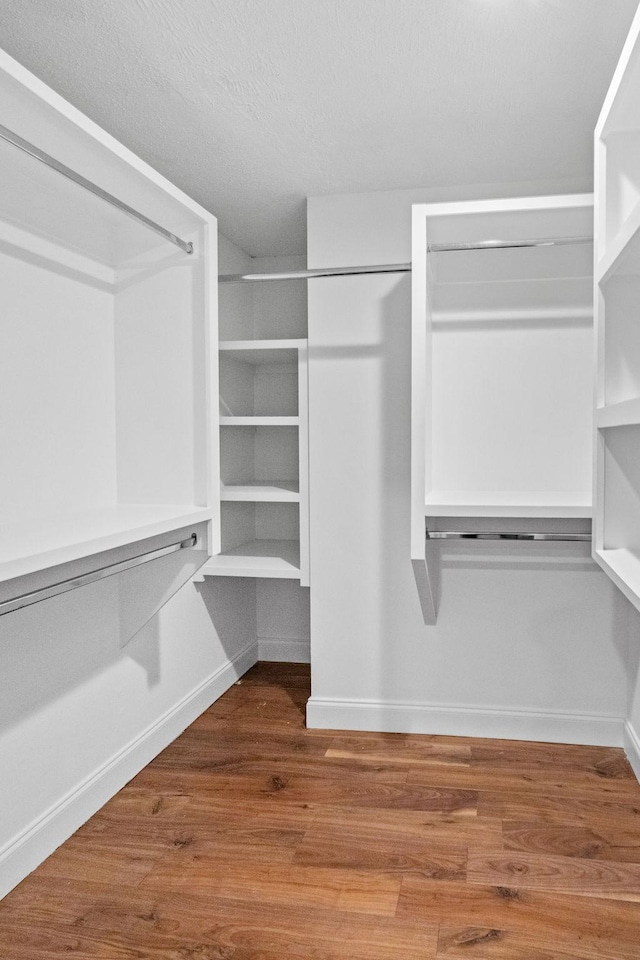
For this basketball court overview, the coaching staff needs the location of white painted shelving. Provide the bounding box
[411,194,594,623]
[592,4,640,615]
[0,50,217,624]
[202,337,310,583]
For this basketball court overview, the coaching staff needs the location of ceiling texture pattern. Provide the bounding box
[1,0,638,255]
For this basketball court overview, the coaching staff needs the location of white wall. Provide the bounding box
[0,560,257,898]
[306,184,640,748]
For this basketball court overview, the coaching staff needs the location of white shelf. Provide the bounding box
[220,482,299,502]
[0,504,212,584]
[219,416,299,427]
[598,198,640,283]
[594,548,640,614]
[425,491,592,519]
[219,339,306,364]
[201,539,301,579]
[596,398,640,429]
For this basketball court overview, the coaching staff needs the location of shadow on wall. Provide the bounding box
[0,567,255,738]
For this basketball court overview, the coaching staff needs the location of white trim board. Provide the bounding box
[258,637,310,663]
[0,641,258,900]
[624,720,640,784]
[306,698,624,748]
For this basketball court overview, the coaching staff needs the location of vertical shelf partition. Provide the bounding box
[593,5,640,613]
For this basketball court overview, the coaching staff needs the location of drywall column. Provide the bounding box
[306,185,638,746]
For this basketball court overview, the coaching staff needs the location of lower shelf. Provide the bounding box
[199,539,301,579]
[594,547,640,614]
[425,490,592,518]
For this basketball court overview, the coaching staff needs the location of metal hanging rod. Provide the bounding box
[0,533,198,617]
[0,123,194,256]
[218,236,592,283]
[427,531,591,542]
[219,263,411,283]
[427,236,593,254]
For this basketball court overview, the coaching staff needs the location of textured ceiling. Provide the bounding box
[1,0,638,255]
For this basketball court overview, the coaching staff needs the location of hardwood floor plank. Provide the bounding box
[139,860,402,916]
[293,822,467,878]
[436,924,637,960]
[326,735,471,766]
[130,768,478,813]
[467,850,640,901]
[408,764,640,800]
[503,819,640,863]
[397,878,640,946]
[477,790,640,824]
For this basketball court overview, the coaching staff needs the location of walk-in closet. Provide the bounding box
[2,2,640,955]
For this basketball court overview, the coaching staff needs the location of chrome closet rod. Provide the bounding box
[218,236,592,283]
[427,531,591,542]
[219,263,412,283]
[427,235,593,253]
[0,123,194,256]
[0,533,198,617]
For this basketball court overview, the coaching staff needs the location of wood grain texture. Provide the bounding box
[1,662,639,959]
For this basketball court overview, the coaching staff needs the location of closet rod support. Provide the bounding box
[0,533,198,617]
[0,123,194,256]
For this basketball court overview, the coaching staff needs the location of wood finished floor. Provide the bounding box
[2,663,640,958]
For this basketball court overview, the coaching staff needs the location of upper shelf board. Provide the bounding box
[0,503,212,585]
[0,50,214,269]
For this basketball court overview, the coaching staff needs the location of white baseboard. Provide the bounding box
[0,640,258,900]
[306,697,624,747]
[624,720,640,783]
[258,637,310,663]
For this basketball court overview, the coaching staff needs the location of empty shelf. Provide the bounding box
[219,416,300,427]
[425,491,592,518]
[0,504,212,584]
[219,339,306,364]
[598,198,640,283]
[594,548,640,614]
[201,539,301,579]
[220,481,300,502]
[597,398,640,428]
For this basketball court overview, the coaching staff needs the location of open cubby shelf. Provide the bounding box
[221,481,300,502]
[200,539,301,579]
[209,306,309,582]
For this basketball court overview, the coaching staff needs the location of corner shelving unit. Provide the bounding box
[411,194,595,623]
[0,50,217,628]
[201,336,310,584]
[593,5,640,614]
